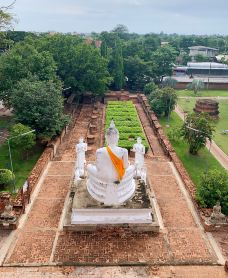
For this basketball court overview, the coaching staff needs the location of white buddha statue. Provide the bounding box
[133,137,145,177]
[87,120,136,205]
[75,137,87,180]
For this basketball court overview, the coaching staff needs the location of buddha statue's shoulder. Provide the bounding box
[96,147,106,154]
[96,146,127,155]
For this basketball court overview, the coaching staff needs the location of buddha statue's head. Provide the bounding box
[137,137,142,144]
[105,120,119,146]
[79,137,84,144]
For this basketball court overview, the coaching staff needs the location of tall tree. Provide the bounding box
[0,1,15,51]
[111,42,124,90]
[124,55,154,91]
[112,24,129,40]
[11,77,68,140]
[0,41,57,107]
[187,79,205,95]
[100,40,108,58]
[10,123,36,159]
[0,1,15,30]
[181,113,214,155]
[34,35,111,95]
[149,87,177,117]
[151,45,178,83]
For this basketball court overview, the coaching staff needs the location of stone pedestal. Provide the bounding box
[86,146,93,155]
[92,109,99,115]
[63,178,160,232]
[87,135,95,145]
[89,124,97,134]
[91,115,98,125]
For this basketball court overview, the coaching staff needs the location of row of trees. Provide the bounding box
[0,34,111,139]
[99,26,178,91]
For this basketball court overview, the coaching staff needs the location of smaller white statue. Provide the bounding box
[75,137,87,180]
[133,137,145,177]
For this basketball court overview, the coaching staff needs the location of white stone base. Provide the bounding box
[87,175,136,206]
[71,208,152,224]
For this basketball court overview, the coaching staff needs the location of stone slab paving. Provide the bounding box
[0,102,221,271]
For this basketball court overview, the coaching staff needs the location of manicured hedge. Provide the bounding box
[106,101,149,152]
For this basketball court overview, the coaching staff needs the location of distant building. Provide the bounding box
[161,41,169,47]
[48,31,58,36]
[189,46,218,61]
[85,37,102,48]
[173,62,228,77]
[187,62,228,76]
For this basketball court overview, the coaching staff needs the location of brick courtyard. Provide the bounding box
[0,101,227,276]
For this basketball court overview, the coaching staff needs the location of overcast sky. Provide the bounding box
[4,0,228,35]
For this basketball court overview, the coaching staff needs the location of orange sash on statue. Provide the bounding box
[106,146,125,181]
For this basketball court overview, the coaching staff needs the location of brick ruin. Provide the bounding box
[194,99,219,119]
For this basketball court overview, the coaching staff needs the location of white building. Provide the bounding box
[189,46,218,61]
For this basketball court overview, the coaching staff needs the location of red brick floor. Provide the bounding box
[54,230,170,265]
[1,102,220,268]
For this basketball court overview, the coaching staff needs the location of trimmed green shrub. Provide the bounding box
[106,101,149,152]
[0,169,15,189]
[196,169,228,215]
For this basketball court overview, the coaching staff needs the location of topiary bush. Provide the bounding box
[0,169,15,190]
[196,169,228,215]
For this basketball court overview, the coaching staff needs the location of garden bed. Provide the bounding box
[105,101,149,151]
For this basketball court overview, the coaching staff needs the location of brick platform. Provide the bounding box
[0,102,221,271]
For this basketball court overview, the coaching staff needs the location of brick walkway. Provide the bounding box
[0,266,227,277]
[0,102,226,277]
[0,231,11,250]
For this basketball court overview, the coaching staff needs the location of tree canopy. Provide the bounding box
[10,123,36,157]
[11,77,68,139]
[31,34,111,95]
[181,113,214,155]
[149,87,177,117]
[0,1,15,31]
[0,41,57,106]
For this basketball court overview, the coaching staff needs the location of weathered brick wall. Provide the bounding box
[137,94,196,196]
[104,91,139,104]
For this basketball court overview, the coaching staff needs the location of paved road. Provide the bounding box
[175,105,228,170]
[178,96,228,99]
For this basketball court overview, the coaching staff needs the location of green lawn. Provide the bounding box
[177,89,228,97]
[159,112,224,187]
[177,99,228,155]
[0,143,44,192]
[0,116,44,193]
